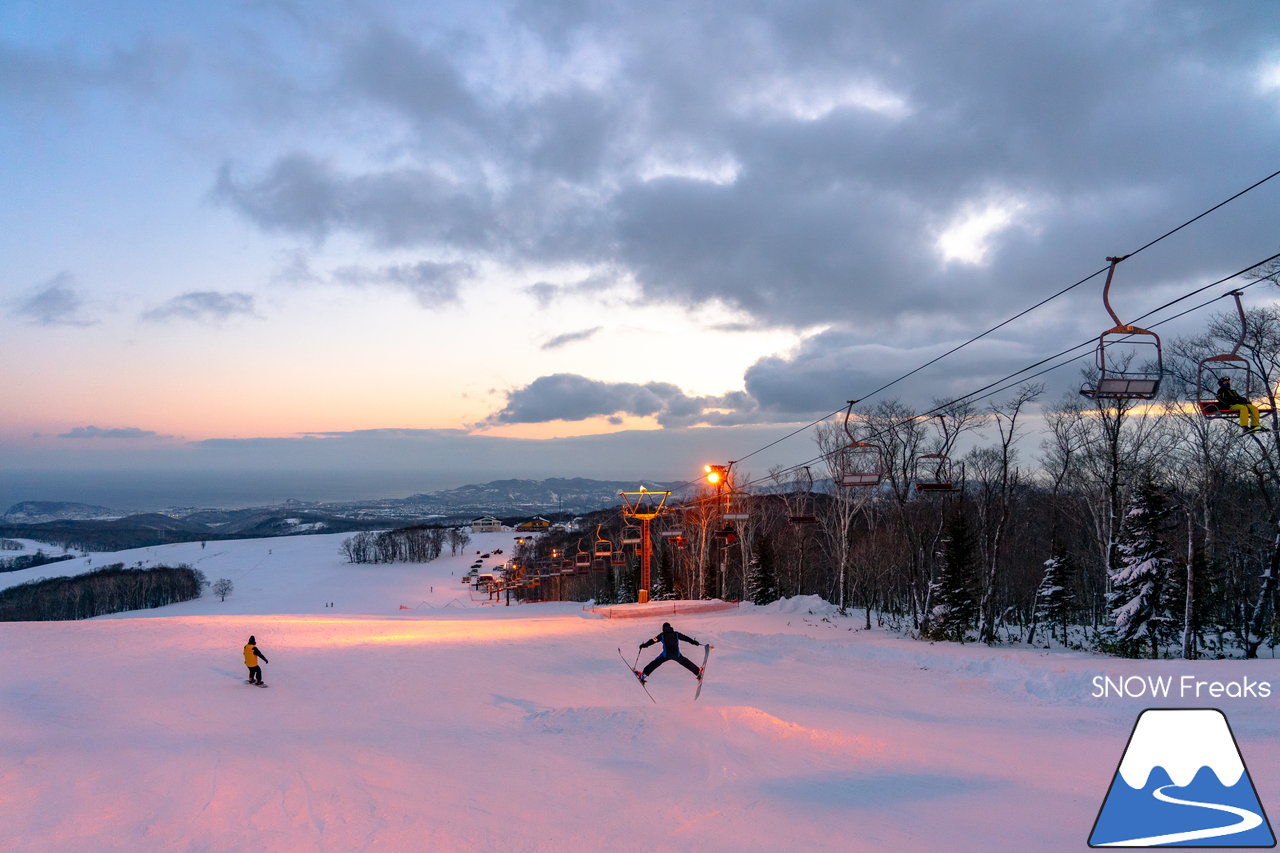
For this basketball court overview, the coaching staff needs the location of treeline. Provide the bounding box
[0,551,76,574]
[519,295,1280,659]
[341,526,448,564]
[0,564,207,621]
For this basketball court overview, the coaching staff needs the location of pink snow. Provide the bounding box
[1,531,1277,852]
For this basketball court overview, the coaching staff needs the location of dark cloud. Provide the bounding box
[214,3,1279,333]
[59,426,162,440]
[206,1,1278,416]
[13,273,96,327]
[214,155,496,250]
[484,373,767,428]
[541,327,601,350]
[142,291,258,323]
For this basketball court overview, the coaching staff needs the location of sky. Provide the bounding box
[3,0,1280,500]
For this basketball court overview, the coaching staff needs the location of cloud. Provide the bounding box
[182,425,812,484]
[213,154,498,250]
[483,373,766,428]
[332,260,472,307]
[59,426,163,440]
[0,37,186,113]
[142,291,259,323]
[13,273,96,327]
[541,327,601,350]
[194,0,1280,428]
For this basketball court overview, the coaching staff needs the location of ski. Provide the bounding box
[617,647,655,704]
[693,644,713,700]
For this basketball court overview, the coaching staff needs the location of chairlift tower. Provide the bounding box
[619,487,671,604]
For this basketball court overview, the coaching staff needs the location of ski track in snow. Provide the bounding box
[0,531,1277,852]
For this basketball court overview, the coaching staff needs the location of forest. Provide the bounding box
[513,296,1280,660]
[0,564,206,621]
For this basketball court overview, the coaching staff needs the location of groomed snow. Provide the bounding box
[2,531,1278,852]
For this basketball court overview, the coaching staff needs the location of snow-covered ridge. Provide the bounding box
[1117,709,1245,789]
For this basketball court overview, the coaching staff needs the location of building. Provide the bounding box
[515,516,551,532]
[470,516,503,533]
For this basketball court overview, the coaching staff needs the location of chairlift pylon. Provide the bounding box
[1079,256,1163,401]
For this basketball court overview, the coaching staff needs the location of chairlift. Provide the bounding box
[1079,256,1163,401]
[1196,291,1274,419]
[838,400,885,487]
[593,525,612,557]
[915,453,963,494]
[621,524,642,547]
[610,550,625,567]
[788,466,819,525]
[713,524,739,545]
[660,527,688,549]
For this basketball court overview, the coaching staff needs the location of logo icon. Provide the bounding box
[1090,708,1275,847]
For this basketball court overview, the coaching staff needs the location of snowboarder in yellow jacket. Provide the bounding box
[243,636,268,685]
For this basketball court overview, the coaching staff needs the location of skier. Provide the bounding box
[636,622,704,683]
[243,635,269,685]
[1217,377,1268,431]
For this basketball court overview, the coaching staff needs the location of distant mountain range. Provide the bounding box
[3,477,686,525]
[0,478,691,551]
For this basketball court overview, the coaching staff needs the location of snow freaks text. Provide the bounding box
[1091,675,1272,700]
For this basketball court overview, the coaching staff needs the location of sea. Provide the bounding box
[0,469,449,513]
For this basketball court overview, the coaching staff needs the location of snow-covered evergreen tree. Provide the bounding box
[747,531,779,606]
[1033,552,1078,644]
[1104,475,1175,658]
[926,510,979,642]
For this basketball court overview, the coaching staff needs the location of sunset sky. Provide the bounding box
[3,1,1279,497]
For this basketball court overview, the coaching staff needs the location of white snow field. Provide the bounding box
[2,530,1278,852]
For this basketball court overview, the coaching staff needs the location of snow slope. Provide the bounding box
[2,531,1278,852]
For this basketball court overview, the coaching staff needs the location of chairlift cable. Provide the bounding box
[656,170,1280,497]
[726,255,1280,494]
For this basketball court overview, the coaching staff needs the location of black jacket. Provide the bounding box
[1218,384,1248,406]
[641,625,700,657]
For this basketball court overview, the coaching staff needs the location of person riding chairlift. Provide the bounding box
[1217,377,1269,432]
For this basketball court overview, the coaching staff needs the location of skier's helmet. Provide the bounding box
[248,635,255,643]
[662,622,672,631]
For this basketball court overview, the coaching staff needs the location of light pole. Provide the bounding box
[704,463,743,599]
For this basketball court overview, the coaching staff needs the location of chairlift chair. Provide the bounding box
[592,525,612,557]
[915,453,963,494]
[839,400,885,487]
[788,466,819,524]
[1079,256,1163,401]
[1196,291,1274,419]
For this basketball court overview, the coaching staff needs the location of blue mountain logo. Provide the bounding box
[1090,708,1275,847]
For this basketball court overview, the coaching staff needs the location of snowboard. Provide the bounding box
[617,647,655,704]
[245,680,269,687]
[694,644,713,700]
